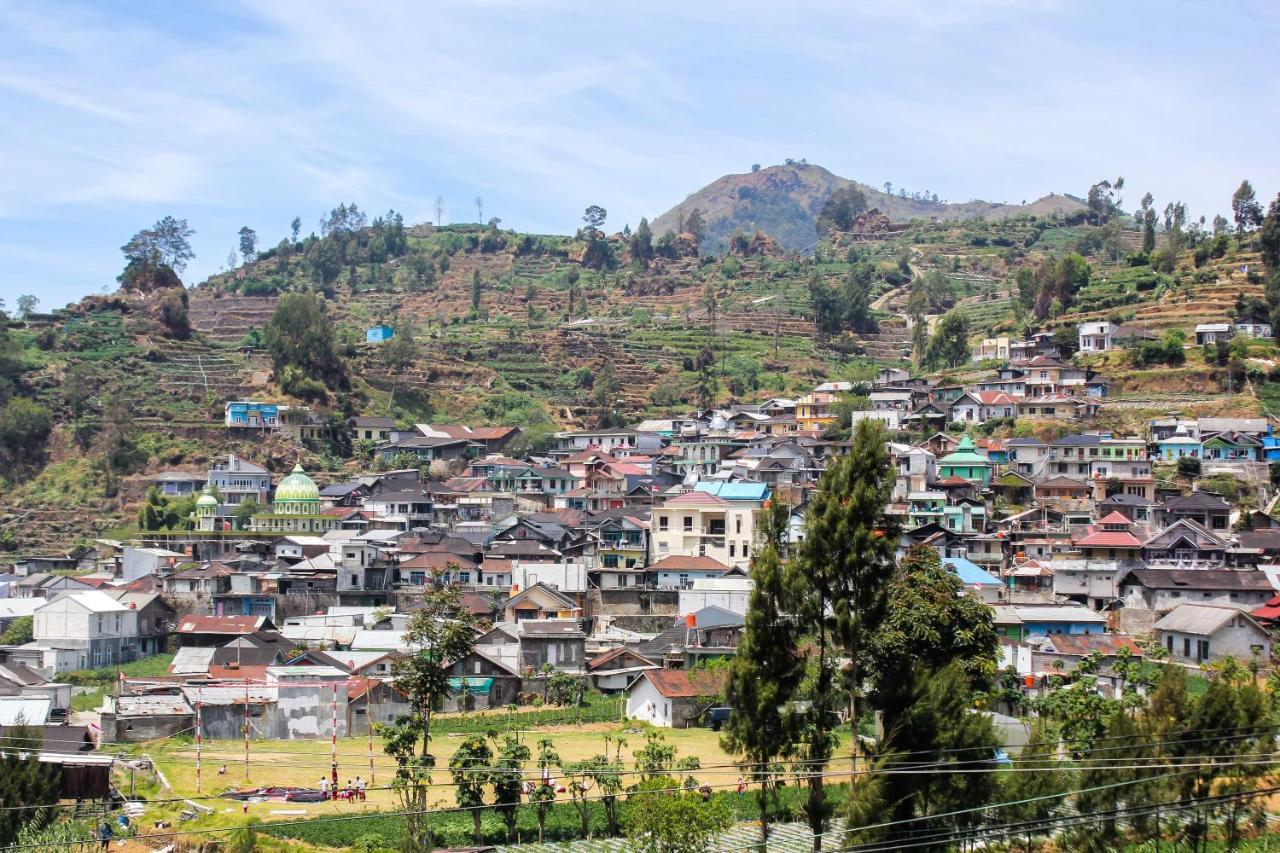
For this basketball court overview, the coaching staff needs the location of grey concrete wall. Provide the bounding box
[276,685,348,739]
[104,712,193,743]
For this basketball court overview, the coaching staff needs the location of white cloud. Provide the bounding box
[0,0,1278,304]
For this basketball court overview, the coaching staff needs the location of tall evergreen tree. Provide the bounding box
[723,502,805,850]
[1232,179,1264,236]
[788,419,899,849]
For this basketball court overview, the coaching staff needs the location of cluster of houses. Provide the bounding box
[5,360,1280,739]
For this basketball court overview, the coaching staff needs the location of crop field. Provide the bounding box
[145,722,766,816]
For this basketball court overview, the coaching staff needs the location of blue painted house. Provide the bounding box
[225,400,280,429]
[994,604,1108,641]
[942,556,1001,602]
[1155,433,1202,461]
[366,324,395,343]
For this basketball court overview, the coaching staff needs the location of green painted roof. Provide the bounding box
[940,435,991,466]
[274,463,320,505]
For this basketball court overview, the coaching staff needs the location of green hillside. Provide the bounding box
[0,189,1274,553]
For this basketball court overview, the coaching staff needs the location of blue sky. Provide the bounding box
[2,0,1278,308]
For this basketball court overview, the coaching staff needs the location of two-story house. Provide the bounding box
[33,591,141,672]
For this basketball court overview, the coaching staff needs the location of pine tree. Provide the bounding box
[788,418,899,849]
[723,501,804,850]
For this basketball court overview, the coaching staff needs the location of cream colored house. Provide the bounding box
[651,490,762,569]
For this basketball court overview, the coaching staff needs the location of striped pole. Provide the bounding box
[243,678,250,779]
[195,693,202,795]
[368,687,375,786]
[331,683,338,798]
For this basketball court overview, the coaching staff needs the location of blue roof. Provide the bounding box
[942,556,1001,587]
[693,481,770,501]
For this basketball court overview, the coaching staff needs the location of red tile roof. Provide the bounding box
[587,647,657,671]
[640,669,727,699]
[1074,529,1143,548]
[1045,634,1142,657]
[649,555,730,572]
[1252,594,1280,621]
[400,551,479,570]
[1097,511,1132,526]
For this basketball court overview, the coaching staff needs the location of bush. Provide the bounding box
[1177,457,1202,478]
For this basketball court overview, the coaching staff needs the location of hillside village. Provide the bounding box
[5,170,1280,849]
[8,309,1280,730]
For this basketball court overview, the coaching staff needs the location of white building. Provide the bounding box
[1155,605,1270,665]
[32,591,140,672]
[1078,321,1116,353]
[678,577,752,617]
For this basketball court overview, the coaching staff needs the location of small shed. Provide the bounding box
[366,324,395,343]
[1194,323,1234,346]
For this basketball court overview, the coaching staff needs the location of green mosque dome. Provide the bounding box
[195,487,218,509]
[273,463,320,512]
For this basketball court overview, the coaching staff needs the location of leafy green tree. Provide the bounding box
[470,269,483,313]
[998,719,1065,839]
[304,237,342,290]
[684,209,706,247]
[1140,192,1157,254]
[383,318,417,372]
[630,217,655,267]
[0,397,52,477]
[1171,661,1272,850]
[788,418,899,848]
[841,265,877,334]
[383,583,479,852]
[864,544,997,736]
[407,253,436,292]
[15,295,37,319]
[723,510,804,850]
[238,226,258,263]
[816,186,868,233]
[0,724,61,846]
[490,733,531,842]
[263,292,346,391]
[449,735,493,844]
[625,777,733,853]
[875,664,1000,845]
[121,215,196,275]
[137,487,181,530]
[1259,193,1280,271]
[290,216,302,243]
[1232,179,1264,236]
[157,287,191,339]
[530,739,561,842]
[582,205,607,235]
[924,310,970,369]
[0,615,32,645]
[633,730,678,780]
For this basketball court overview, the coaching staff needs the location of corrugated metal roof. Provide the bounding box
[180,686,276,706]
[169,647,216,675]
[1155,604,1257,636]
[0,697,52,726]
[116,693,193,716]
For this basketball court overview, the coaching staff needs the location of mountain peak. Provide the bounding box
[651,163,1086,252]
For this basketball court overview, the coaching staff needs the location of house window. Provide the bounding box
[1183,638,1191,658]
[659,516,669,531]
[735,517,742,534]
[683,516,693,532]
[729,542,735,558]
[1197,640,1210,661]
